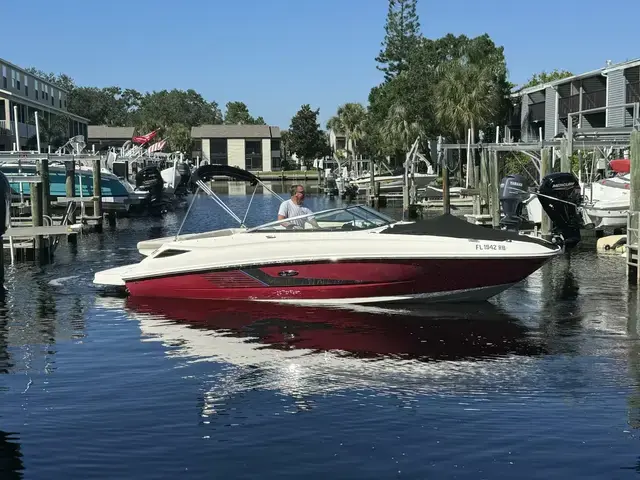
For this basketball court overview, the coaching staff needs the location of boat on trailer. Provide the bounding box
[93,164,577,305]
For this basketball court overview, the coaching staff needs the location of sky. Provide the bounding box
[3,0,639,130]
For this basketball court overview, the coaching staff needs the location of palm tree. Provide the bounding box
[433,59,502,141]
[433,59,502,187]
[380,103,422,166]
[336,103,367,161]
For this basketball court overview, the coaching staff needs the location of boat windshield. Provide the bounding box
[246,204,398,232]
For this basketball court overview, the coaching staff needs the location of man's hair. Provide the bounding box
[290,184,304,196]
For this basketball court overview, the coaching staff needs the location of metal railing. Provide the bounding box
[582,88,606,111]
[628,82,640,104]
[0,120,37,138]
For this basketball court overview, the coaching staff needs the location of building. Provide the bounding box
[328,129,350,157]
[0,57,89,151]
[508,58,640,142]
[191,125,281,172]
[87,126,136,151]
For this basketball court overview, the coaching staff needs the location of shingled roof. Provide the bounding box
[191,124,281,139]
[88,126,135,139]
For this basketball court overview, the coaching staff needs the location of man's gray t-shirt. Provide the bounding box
[278,199,313,228]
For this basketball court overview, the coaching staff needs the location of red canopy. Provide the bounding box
[610,158,630,174]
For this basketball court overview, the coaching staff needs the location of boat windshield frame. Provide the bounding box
[245,204,399,233]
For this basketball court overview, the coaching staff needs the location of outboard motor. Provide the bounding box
[499,174,530,231]
[537,172,584,248]
[135,166,168,214]
[174,162,192,197]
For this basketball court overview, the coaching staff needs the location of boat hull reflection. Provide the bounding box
[123,298,546,362]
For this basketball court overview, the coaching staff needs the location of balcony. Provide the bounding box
[529,102,545,122]
[582,88,606,111]
[628,81,640,104]
[558,94,579,118]
[0,120,37,138]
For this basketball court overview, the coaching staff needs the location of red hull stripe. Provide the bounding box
[125,258,549,300]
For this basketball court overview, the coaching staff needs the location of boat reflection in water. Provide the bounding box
[102,296,549,415]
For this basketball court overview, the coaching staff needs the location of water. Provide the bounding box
[2,191,640,479]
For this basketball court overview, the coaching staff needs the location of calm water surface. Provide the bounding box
[2,191,640,479]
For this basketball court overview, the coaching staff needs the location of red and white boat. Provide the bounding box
[93,165,566,305]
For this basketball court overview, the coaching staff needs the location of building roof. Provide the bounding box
[88,126,135,139]
[511,57,640,97]
[0,57,71,93]
[0,87,89,122]
[191,124,281,139]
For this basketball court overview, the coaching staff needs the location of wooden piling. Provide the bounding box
[40,158,50,218]
[630,131,640,212]
[560,138,571,173]
[442,166,450,215]
[92,158,103,232]
[478,148,489,214]
[31,160,44,253]
[540,147,552,238]
[628,131,640,283]
[489,150,500,228]
[65,160,77,244]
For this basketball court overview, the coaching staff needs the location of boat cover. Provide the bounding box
[380,213,552,246]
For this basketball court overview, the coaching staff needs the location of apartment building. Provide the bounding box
[191,125,282,172]
[507,58,640,142]
[0,57,89,151]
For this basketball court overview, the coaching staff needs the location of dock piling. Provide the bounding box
[627,130,640,282]
[31,160,44,254]
[540,147,552,239]
[92,158,103,232]
[489,150,500,228]
[65,160,77,245]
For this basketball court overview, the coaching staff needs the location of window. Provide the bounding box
[11,70,15,89]
[16,73,20,91]
[59,90,62,108]
[209,138,227,164]
[51,88,55,106]
[271,139,281,151]
[2,66,6,89]
[271,156,282,170]
[24,76,28,96]
[247,205,396,232]
[34,79,38,99]
[245,140,262,170]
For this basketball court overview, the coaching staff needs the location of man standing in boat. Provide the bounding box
[278,184,319,229]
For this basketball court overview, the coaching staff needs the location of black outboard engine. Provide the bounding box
[499,174,531,231]
[0,172,11,237]
[537,172,584,248]
[135,166,167,214]
[174,162,192,197]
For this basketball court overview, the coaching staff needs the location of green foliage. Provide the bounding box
[375,0,421,80]
[287,105,330,167]
[223,101,266,125]
[521,69,573,89]
[26,68,225,153]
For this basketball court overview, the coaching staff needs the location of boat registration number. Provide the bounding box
[475,243,506,251]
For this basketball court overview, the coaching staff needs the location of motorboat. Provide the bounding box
[93,164,577,305]
[579,158,630,230]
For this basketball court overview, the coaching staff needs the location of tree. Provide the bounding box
[223,101,266,125]
[433,59,502,141]
[287,104,329,168]
[375,0,421,80]
[521,69,573,89]
[136,89,222,133]
[327,103,367,161]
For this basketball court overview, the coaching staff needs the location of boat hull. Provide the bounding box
[121,257,551,304]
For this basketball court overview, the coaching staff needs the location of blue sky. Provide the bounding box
[3,0,639,130]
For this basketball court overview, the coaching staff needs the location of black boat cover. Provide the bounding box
[380,213,552,247]
[191,164,259,186]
